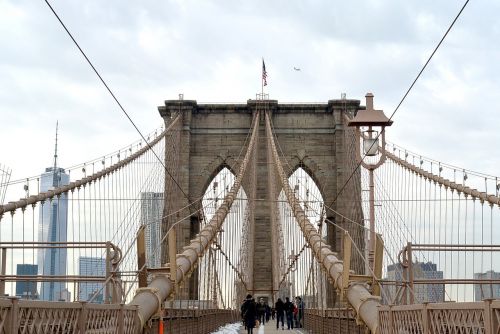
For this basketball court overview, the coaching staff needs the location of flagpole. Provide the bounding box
[261,58,264,96]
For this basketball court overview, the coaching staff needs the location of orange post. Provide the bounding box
[159,319,164,333]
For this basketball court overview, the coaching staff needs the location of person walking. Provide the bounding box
[292,301,298,328]
[265,302,271,323]
[284,297,294,330]
[275,298,285,330]
[257,298,266,325]
[295,296,305,328]
[241,294,257,334]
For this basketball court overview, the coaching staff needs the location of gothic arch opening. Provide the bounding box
[198,167,248,309]
[277,167,327,303]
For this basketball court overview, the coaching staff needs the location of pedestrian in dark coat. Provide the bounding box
[275,298,285,330]
[284,297,294,329]
[241,295,257,334]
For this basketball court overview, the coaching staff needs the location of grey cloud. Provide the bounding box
[1,0,500,183]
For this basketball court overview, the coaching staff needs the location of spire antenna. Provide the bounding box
[53,121,59,168]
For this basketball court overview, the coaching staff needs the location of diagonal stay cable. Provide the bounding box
[328,0,470,209]
[212,240,248,291]
[43,0,189,200]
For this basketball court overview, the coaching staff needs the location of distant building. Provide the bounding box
[141,192,164,269]
[15,264,38,299]
[78,256,106,303]
[58,288,71,302]
[37,124,70,301]
[386,261,444,303]
[37,166,70,301]
[474,270,500,301]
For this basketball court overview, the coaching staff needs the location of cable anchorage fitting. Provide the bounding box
[135,287,163,316]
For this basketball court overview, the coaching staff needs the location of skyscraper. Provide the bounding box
[15,264,38,299]
[37,122,70,301]
[386,261,444,303]
[474,270,500,301]
[141,192,164,269]
[78,256,106,303]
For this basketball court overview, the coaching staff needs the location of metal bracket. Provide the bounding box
[372,233,384,297]
[341,232,384,300]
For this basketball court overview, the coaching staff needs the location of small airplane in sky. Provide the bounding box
[293,67,301,71]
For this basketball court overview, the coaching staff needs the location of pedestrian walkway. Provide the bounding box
[239,322,307,334]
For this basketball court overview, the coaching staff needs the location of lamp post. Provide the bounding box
[347,93,393,271]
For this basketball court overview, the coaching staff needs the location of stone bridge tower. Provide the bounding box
[158,97,365,304]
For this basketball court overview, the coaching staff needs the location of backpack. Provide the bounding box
[241,300,255,319]
[241,301,248,319]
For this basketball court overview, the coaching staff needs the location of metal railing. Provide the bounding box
[0,241,122,303]
[393,243,500,305]
[143,309,239,334]
[304,308,367,334]
[0,297,139,333]
[379,299,500,334]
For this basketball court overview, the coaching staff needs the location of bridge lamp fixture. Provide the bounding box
[288,253,297,272]
[348,93,393,159]
[347,93,393,271]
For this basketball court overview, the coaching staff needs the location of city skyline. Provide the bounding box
[0,4,500,331]
[2,1,500,205]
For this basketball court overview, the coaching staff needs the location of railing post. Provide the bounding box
[135,305,141,333]
[422,302,429,334]
[321,308,325,334]
[168,228,177,293]
[407,242,414,304]
[402,246,408,305]
[342,231,352,302]
[118,303,124,334]
[388,305,394,334]
[0,248,7,296]
[213,309,217,332]
[137,226,147,288]
[105,243,112,303]
[8,296,19,334]
[195,309,199,334]
[78,301,88,334]
[214,308,217,332]
[483,298,493,334]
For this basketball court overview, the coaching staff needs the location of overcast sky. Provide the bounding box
[1,0,499,196]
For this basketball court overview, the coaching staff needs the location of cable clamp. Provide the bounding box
[135,287,163,316]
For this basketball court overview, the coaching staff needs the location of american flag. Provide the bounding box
[262,59,267,86]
